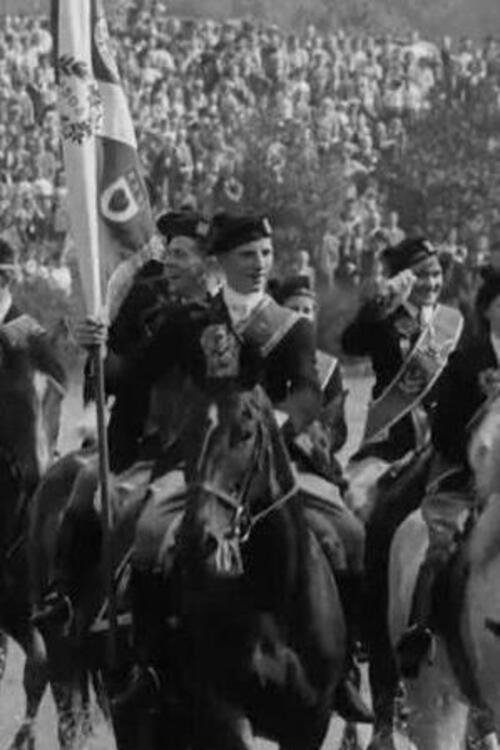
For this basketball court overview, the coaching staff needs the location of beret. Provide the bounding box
[156,211,210,243]
[208,213,272,255]
[0,239,17,270]
[381,237,437,277]
[275,275,315,305]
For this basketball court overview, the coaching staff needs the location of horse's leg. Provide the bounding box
[405,658,469,750]
[468,708,499,750]
[7,623,49,750]
[45,634,88,750]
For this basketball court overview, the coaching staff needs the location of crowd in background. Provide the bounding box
[1,1,500,308]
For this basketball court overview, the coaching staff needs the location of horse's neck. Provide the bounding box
[247,500,305,612]
[469,493,500,571]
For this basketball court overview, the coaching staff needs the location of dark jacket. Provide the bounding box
[342,296,438,461]
[432,333,498,466]
[107,292,321,472]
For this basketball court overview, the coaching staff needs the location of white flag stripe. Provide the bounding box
[64,134,103,316]
[95,81,137,146]
[59,0,103,316]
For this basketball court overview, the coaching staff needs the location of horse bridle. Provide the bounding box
[193,415,298,548]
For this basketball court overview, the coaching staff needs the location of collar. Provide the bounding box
[0,289,12,325]
[403,301,434,326]
[222,284,265,324]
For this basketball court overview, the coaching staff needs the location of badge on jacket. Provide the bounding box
[200,324,240,378]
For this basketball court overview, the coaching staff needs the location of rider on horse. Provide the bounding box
[342,236,464,518]
[397,272,500,679]
[277,275,348,488]
[341,236,464,733]
[33,211,211,619]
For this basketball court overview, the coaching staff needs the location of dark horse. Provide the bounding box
[149,385,348,750]
[0,315,66,750]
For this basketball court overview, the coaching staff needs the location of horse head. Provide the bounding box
[179,385,296,580]
[0,318,65,484]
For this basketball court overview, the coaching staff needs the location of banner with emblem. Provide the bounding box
[51,0,154,316]
[362,304,463,446]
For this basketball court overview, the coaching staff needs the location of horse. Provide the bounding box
[148,384,348,750]
[0,315,66,750]
[28,447,155,750]
[383,394,500,750]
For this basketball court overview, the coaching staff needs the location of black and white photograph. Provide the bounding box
[0,0,500,748]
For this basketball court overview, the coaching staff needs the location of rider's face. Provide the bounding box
[164,235,203,294]
[408,256,443,308]
[485,294,500,337]
[218,239,274,295]
[283,293,317,324]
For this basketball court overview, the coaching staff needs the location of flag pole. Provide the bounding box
[92,342,117,668]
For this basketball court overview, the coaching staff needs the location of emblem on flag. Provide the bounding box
[52,0,154,315]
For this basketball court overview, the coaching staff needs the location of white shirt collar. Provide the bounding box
[490,332,500,364]
[0,289,12,325]
[222,284,264,325]
[404,301,434,326]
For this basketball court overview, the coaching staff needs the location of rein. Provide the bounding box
[194,417,299,549]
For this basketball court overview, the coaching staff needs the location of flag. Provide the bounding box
[52,0,154,317]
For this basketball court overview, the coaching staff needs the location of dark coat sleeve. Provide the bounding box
[431,348,486,465]
[268,318,321,431]
[323,364,348,454]
[341,296,394,358]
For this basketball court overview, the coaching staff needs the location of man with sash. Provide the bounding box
[34,211,212,624]
[277,275,370,711]
[342,237,463,520]
[114,213,371,721]
[277,275,347,483]
[397,272,500,678]
[341,237,464,736]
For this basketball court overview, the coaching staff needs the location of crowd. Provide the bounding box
[1,1,500,305]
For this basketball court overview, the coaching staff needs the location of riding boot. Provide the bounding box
[332,572,373,723]
[111,567,171,712]
[396,550,450,679]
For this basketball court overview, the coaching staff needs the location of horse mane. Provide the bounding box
[468,395,500,569]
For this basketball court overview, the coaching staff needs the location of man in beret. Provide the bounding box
[35,211,211,621]
[117,212,369,721]
[341,237,463,728]
[343,237,462,472]
[81,211,212,472]
[397,271,500,682]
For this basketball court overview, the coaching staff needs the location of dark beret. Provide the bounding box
[0,239,17,270]
[208,213,272,255]
[156,211,210,243]
[274,275,315,305]
[381,237,437,277]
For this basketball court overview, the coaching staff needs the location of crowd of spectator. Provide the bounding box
[1,1,500,303]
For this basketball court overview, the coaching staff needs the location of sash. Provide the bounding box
[236,295,301,358]
[316,350,338,392]
[362,304,463,446]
